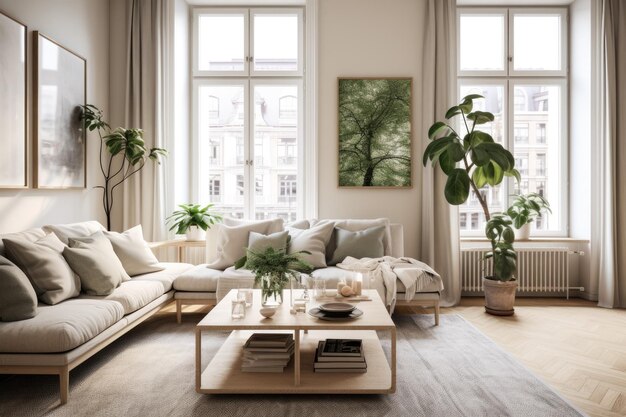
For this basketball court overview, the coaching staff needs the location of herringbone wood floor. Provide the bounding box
[400,298,626,417]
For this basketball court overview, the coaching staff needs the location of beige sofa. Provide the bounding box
[0,225,194,405]
[172,219,442,325]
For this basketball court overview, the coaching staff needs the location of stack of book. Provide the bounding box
[313,339,367,373]
[242,333,294,373]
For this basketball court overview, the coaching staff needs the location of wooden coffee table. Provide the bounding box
[195,289,396,394]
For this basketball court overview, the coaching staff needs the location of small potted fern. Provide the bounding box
[166,203,222,241]
[235,247,313,306]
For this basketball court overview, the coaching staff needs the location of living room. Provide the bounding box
[0,0,623,416]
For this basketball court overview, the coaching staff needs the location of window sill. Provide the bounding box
[461,237,589,243]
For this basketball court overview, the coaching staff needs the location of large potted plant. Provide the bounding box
[507,193,551,240]
[235,247,313,306]
[423,94,522,315]
[166,203,222,241]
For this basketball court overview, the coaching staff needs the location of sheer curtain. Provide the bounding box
[419,0,460,306]
[593,0,626,308]
[123,0,173,241]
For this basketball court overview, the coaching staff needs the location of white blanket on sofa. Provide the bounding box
[336,256,443,313]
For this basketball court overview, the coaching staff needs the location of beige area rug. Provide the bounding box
[0,314,585,417]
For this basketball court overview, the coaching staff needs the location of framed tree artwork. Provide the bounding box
[34,31,86,189]
[0,10,27,188]
[338,78,412,188]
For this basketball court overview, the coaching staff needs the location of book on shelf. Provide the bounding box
[241,366,285,373]
[320,339,363,357]
[313,368,367,373]
[242,359,290,368]
[315,341,365,362]
[243,340,295,353]
[243,351,293,361]
[245,333,293,348]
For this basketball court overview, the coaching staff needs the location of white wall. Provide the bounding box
[0,0,109,233]
[317,0,425,258]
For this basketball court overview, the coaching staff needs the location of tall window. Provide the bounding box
[193,8,304,221]
[458,8,568,236]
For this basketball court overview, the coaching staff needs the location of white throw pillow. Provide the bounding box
[3,233,81,305]
[207,218,284,270]
[286,222,334,269]
[103,225,163,276]
[43,221,106,245]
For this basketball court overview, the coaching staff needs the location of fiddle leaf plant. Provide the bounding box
[423,94,521,281]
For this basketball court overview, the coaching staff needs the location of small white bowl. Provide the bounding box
[259,307,277,318]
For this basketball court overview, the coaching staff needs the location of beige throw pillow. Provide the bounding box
[3,233,81,305]
[0,255,38,321]
[63,232,130,296]
[103,225,163,277]
[207,219,284,270]
[43,221,106,245]
[286,222,334,269]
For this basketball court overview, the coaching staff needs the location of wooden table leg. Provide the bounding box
[195,329,201,392]
[294,329,301,386]
[390,327,396,393]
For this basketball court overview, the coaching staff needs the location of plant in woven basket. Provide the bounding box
[235,247,313,306]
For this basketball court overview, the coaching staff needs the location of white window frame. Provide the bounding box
[457,7,569,237]
[191,6,307,221]
[457,8,508,77]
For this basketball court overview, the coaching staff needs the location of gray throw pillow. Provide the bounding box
[3,233,81,305]
[287,222,334,268]
[244,231,289,269]
[63,232,130,296]
[329,225,386,266]
[0,255,38,322]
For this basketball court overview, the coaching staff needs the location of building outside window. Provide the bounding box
[278,137,296,166]
[208,175,221,203]
[278,174,296,203]
[514,123,529,144]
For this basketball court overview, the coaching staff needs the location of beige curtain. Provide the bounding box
[593,0,626,308]
[123,0,172,241]
[419,0,460,306]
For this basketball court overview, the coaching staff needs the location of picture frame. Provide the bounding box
[0,10,28,189]
[337,78,412,188]
[33,31,87,189]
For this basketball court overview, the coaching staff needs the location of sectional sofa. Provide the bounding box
[0,218,442,405]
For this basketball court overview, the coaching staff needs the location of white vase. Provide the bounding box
[185,226,205,241]
[515,223,531,241]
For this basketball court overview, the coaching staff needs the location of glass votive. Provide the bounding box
[314,279,326,298]
[231,299,246,319]
[238,288,253,307]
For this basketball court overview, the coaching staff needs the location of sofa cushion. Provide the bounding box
[207,218,284,270]
[43,221,106,245]
[104,225,164,276]
[310,218,392,258]
[0,255,38,322]
[286,219,310,229]
[0,228,46,258]
[173,264,222,292]
[3,233,81,305]
[287,222,334,269]
[133,262,194,292]
[63,232,130,296]
[0,298,124,353]
[329,226,386,265]
[80,280,165,315]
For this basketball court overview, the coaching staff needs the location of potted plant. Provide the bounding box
[423,94,522,315]
[166,203,222,241]
[506,193,552,240]
[235,247,313,306]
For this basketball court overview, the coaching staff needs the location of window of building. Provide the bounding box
[193,7,304,220]
[278,174,296,203]
[460,213,467,229]
[208,175,221,203]
[458,7,568,236]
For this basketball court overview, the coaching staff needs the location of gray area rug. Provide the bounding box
[0,314,585,417]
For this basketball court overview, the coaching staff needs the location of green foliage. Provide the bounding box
[506,193,552,229]
[166,203,222,234]
[338,79,411,187]
[235,247,313,302]
[484,214,517,282]
[81,104,167,230]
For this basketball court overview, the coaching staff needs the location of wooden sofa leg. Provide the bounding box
[59,366,69,404]
[176,300,182,324]
[434,301,440,326]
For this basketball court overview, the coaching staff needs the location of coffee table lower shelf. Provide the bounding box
[197,329,394,394]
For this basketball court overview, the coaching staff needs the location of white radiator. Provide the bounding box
[461,248,584,298]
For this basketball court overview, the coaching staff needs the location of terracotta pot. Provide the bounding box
[515,223,531,240]
[185,226,205,241]
[483,277,517,316]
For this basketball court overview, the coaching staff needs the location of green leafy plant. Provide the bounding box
[81,104,167,230]
[423,94,521,281]
[235,247,313,303]
[166,203,222,235]
[506,193,552,229]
